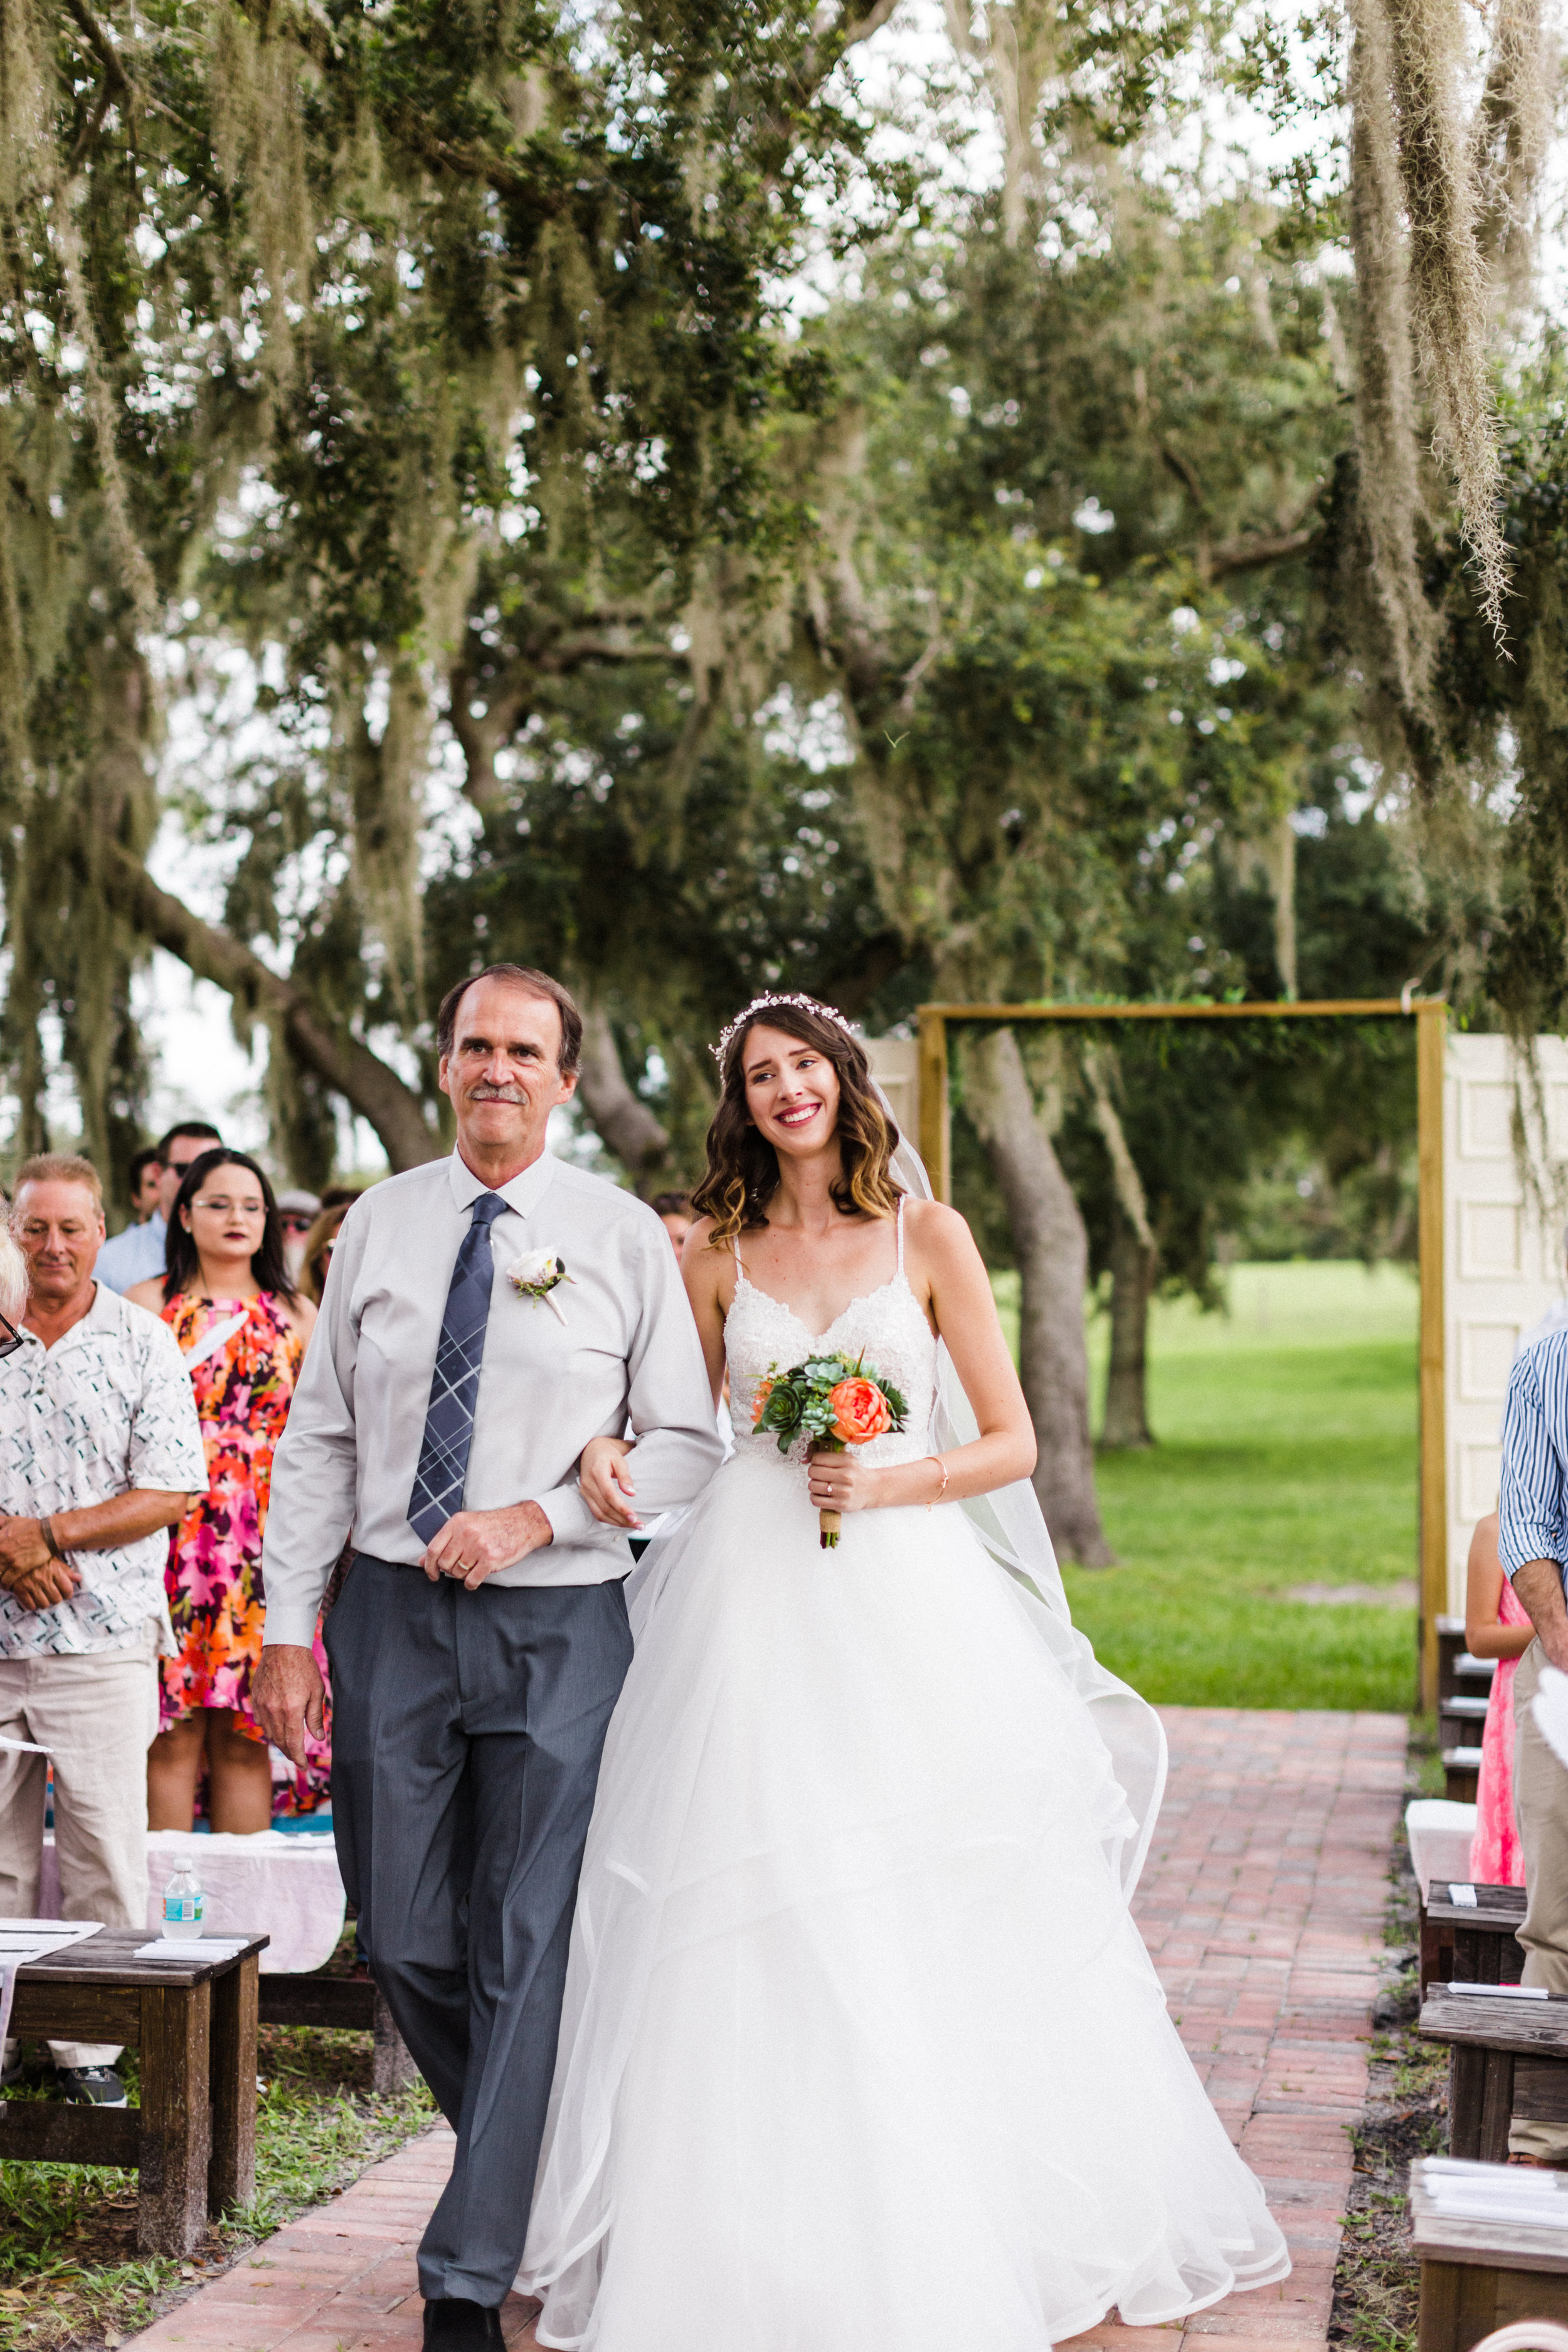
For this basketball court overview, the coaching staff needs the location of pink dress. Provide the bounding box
[1468,1577,1532,1887]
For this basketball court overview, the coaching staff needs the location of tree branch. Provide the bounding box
[96,845,442,1172]
[1081,1043,1157,1259]
[832,0,903,53]
[380,106,580,209]
[1160,443,1207,512]
[61,0,207,144]
[1204,522,1324,580]
[576,1005,669,1179]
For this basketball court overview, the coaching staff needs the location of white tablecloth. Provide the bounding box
[1406,1798,1479,1894]
[39,1828,347,1974]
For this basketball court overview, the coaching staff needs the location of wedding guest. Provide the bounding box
[1466,1510,1533,1886]
[300,1201,353,1304]
[276,1189,322,1286]
[0,1222,26,1324]
[650,1190,694,1254]
[0,1156,204,2106]
[128,1147,162,1224]
[97,1121,221,1295]
[1498,1328,1568,2159]
[127,1152,325,1833]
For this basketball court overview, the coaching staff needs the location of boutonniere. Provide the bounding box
[506,1249,575,1325]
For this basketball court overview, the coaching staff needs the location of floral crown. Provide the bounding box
[712,993,856,1067]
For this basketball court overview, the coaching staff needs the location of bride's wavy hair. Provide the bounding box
[691,998,904,1242]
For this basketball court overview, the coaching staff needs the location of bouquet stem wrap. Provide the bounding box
[814,1439,845,1550]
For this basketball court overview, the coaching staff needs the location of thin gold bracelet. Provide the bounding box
[927,1456,949,1510]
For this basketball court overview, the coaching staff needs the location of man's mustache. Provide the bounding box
[469,1083,527,1103]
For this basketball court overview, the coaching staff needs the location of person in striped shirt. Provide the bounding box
[1498,1323,1568,2160]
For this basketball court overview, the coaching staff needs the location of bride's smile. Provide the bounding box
[742,1029,840,1152]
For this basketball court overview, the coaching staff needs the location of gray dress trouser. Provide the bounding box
[324,1557,633,2304]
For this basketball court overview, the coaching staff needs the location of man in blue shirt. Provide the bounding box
[95,1121,220,1295]
[1498,1326,1568,2158]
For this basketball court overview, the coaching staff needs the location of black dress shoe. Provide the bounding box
[423,2297,504,2349]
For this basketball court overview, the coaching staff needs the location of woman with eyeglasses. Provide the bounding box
[127,1150,327,1833]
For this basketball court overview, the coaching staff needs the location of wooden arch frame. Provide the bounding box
[915,997,1450,1711]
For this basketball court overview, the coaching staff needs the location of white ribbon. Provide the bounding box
[180,1306,251,1369]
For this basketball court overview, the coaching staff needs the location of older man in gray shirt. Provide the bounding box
[256,965,721,2350]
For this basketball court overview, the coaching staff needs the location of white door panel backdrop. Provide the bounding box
[1445,1033,1568,1609]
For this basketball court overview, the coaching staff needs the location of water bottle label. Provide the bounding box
[163,1892,203,1924]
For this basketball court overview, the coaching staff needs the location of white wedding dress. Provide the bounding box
[521,1205,1290,2349]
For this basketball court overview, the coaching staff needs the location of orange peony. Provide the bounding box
[827,1375,893,1446]
[750,1377,774,1427]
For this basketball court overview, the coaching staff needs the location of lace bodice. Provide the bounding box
[724,1202,936,1467]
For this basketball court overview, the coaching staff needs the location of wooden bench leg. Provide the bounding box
[209,1954,258,2217]
[1479,2047,1517,2162]
[1449,2045,1486,2159]
[137,1981,211,2256]
[1419,2257,1500,2352]
[371,1985,418,2097]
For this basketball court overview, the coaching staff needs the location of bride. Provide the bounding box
[519,993,1289,2351]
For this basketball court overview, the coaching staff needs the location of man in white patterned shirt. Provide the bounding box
[0,1155,205,2106]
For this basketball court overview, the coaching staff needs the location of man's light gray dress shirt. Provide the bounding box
[260,1148,724,1648]
[95,1212,167,1295]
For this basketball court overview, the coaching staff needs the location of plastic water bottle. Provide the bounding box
[161,1856,206,1941]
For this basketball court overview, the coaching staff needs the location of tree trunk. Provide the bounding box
[1101,1217,1156,1450]
[95,844,443,1172]
[575,1004,670,1184]
[961,1027,1116,1567]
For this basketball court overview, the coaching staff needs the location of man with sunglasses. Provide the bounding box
[0,1155,205,2107]
[95,1121,222,1296]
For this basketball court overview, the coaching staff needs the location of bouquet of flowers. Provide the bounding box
[751,1352,909,1549]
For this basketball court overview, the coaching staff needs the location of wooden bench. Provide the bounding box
[1422,1882,1527,1998]
[0,1930,266,2254]
[1413,2157,1568,2352]
[257,1968,416,2096]
[1419,1987,1568,2162]
[1439,1618,1495,1801]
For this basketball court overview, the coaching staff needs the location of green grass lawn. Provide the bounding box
[997,1260,1421,1714]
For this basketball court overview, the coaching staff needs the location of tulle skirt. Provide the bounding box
[521,1444,1291,2350]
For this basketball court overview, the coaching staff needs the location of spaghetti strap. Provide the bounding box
[895,1194,906,1276]
[732,1232,744,1281]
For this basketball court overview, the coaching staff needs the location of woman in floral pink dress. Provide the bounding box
[130,1151,324,1833]
[1466,1509,1535,1886]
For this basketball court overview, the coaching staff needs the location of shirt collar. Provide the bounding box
[149,1210,167,1240]
[447,1146,558,1223]
[16,1281,119,1359]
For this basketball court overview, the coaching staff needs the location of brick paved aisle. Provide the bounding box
[1063,1707,1409,2352]
[124,1706,1406,2352]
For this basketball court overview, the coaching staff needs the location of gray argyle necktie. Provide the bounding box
[407,1190,509,1542]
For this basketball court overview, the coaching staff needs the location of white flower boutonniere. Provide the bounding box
[507,1248,575,1325]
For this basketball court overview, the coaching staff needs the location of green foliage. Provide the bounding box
[0,0,1544,1278]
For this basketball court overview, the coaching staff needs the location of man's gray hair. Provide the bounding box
[13,1152,103,1208]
